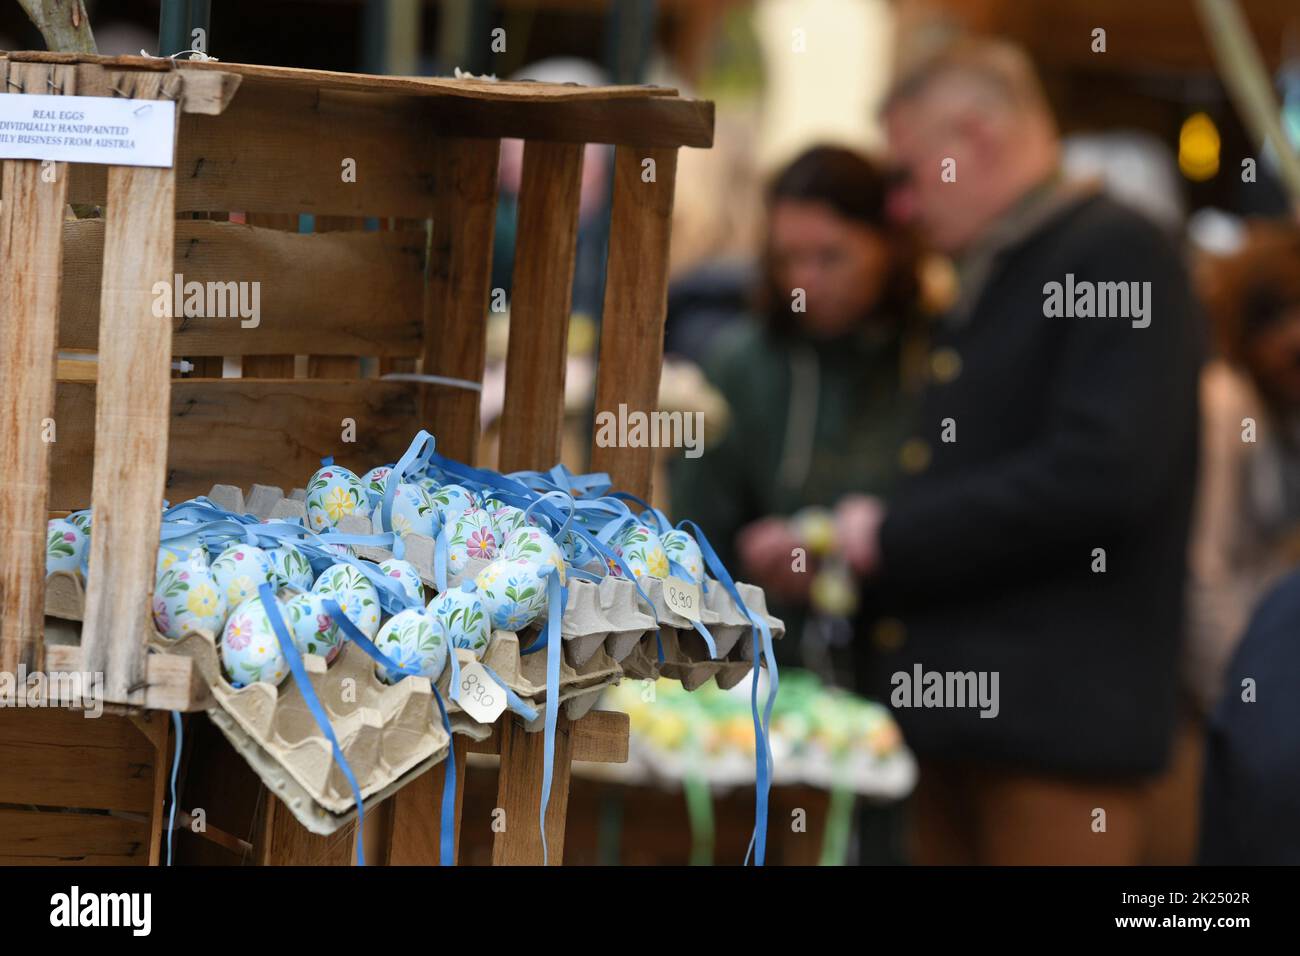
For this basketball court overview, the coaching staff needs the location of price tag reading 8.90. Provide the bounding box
[455,662,508,724]
[664,576,702,622]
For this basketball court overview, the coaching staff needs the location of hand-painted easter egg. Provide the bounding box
[660,529,705,583]
[386,482,439,539]
[490,504,528,539]
[312,562,381,638]
[305,465,372,532]
[444,508,499,574]
[474,557,554,631]
[45,518,87,576]
[412,473,441,497]
[210,543,277,610]
[67,510,93,538]
[427,584,491,658]
[363,464,395,506]
[374,608,447,684]
[500,526,567,584]
[266,542,315,591]
[611,523,670,580]
[156,522,202,578]
[378,558,425,605]
[153,548,227,640]
[429,483,477,522]
[220,594,290,687]
[282,590,344,662]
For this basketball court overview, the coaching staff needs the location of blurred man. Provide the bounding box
[836,40,1204,864]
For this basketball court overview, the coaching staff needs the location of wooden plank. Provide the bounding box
[421,137,499,461]
[305,216,366,377]
[59,219,426,357]
[386,736,469,865]
[589,147,679,500]
[0,708,161,813]
[49,379,428,511]
[0,808,151,865]
[241,212,302,378]
[0,62,76,677]
[258,796,356,865]
[492,714,575,865]
[43,643,210,712]
[497,141,584,473]
[128,711,172,866]
[467,709,630,763]
[68,84,441,217]
[80,72,179,707]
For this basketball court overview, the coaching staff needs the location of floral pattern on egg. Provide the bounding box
[220,594,289,687]
[312,562,381,639]
[445,508,498,572]
[490,505,528,540]
[283,590,344,662]
[474,557,553,631]
[429,483,476,522]
[427,585,490,658]
[363,465,395,506]
[500,527,567,585]
[267,542,315,591]
[378,558,425,605]
[387,482,438,539]
[375,608,447,684]
[153,548,227,640]
[211,544,277,610]
[45,518,87,576]
[611,523,669,580]
[660,529,705,583]
[305,465,371,532]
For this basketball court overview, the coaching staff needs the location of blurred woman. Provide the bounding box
[1188,222,1300,712]
[671,145,926,674]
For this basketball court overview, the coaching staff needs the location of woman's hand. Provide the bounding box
[834,495,886,577]
[737,516,812,602]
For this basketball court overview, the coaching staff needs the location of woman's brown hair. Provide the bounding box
[758,145,921,337]
[1202,221,1300,365]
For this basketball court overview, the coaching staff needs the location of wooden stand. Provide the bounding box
[0,51,710,866]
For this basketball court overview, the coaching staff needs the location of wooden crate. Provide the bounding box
[0,52,711,865]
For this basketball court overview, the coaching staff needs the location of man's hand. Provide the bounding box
[737,516,811,602]
[834,495,886,577]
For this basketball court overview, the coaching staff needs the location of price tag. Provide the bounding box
[455,661,507,724]
[0,94,176,168]
[663,576,701,622]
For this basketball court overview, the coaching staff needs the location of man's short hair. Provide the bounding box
[882,37,1054,122]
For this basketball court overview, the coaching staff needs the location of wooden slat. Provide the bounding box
[467,709,630,763]
[241,212,302,378]
[421,137,500,460]
[497,141,584,473]
[305,216,366,377]
[0,808,151,865]
[69,84,441,217]
[0,709,161,812]
[257,797,355,866]
[49,379,427,511]
[492,714,576,865]
[589,147,679,500]
[0,62,75,676]
[80,72,179,707]
[386,736,469,865]
[59,219,425,357]
[43,643,210,712]
[128,711,172,866]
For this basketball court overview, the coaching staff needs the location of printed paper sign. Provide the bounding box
[664,577,701,622]
[456,662,507,724]
[0,93,175,168]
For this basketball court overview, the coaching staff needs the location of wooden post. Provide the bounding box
[491,139,584,865]
[0,62,76,677]
[384,136,499,865]
[589,146,679,499]
[80,71,181,706]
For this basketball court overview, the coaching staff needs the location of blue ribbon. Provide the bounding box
[260,584,367,866]
[167,711,182,866]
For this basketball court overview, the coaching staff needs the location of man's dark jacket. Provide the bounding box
[858,193,1204,777]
